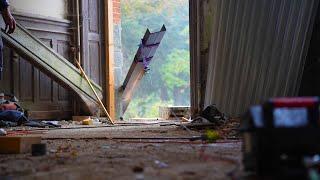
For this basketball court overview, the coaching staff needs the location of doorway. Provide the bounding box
[117,0,190,119]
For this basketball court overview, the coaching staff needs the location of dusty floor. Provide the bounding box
[0,121,242,180]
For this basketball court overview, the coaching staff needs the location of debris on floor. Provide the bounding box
[200,104,228,124]
[0,99,242,178]
[174,105,240,140]
[82,118,93,125]
[192,104,228,124]
[0,124,242,179]
[0,93,60,128]
[0,110,28,126]
[0,136,41,154]
[72,116,91,122]
[31,143,47,156]
[154,160,169,168]
[133,166,144,180]
[24,121,61,128]
[0,128,6,136]
[159,106,190,120]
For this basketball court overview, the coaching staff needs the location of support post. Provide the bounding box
[104,0,116,120]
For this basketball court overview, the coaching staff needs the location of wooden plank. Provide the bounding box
[0,136,41,154]
[1,23,102,115]
[104,0,116,119]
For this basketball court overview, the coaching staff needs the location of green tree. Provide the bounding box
[160,49,190,105]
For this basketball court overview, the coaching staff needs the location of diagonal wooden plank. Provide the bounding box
[1,23,102,115]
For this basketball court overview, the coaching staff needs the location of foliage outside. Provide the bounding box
[121,0,190,118]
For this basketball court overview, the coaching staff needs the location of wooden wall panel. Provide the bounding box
[89,0,99,33]
[57,40,71,101]
[38,71,52,101]
[2,13,74,120]
[38,38,53,101]
[18,58,33,101]
[89,41,101,84]
[0,46,12,93]
[81,0,104,86]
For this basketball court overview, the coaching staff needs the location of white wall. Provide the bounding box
[10,0,68,20]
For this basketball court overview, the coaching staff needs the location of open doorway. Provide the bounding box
[114,0,190,119]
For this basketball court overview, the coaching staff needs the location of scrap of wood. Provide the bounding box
[72,116,91,122]
[82,119,93,125]
[0,136,41,154]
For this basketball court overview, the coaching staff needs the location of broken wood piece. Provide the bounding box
[181,117,190,122]
[72,116,91,122]
[0,136,41,154]
[82,119,93,125]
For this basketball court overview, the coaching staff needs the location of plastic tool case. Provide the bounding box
[242,97,320,178]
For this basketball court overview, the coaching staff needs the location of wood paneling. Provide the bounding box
[89,41,101,84]
[18,57,34,101]
[0,46,12,93]
[81,0,104,86]
[2,13,74,120]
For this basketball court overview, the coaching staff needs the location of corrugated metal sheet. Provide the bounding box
[203,0,319,117]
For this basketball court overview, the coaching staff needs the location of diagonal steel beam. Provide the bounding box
[121,25,166,114]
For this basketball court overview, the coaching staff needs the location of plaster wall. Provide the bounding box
[10,0,68,20]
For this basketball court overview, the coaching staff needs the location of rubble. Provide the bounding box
[31,143,47,156]
[200,104,228,124]
[0,128,6,136]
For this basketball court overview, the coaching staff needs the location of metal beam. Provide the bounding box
[121,25,166,114]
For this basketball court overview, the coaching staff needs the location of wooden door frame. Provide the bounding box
[103,0,116,120]
[189,0,200,117]
[70,0,115,119]
[74,0,195,119]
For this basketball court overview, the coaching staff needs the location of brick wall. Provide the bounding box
[113,0,121,24]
